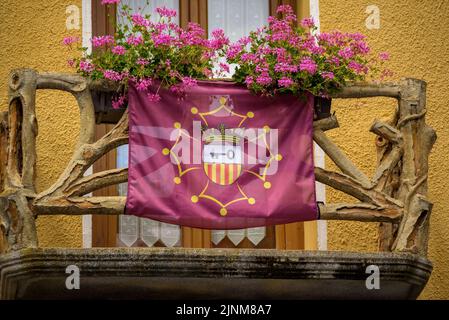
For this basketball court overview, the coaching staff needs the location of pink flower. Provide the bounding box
[301,17,315,28]
[321,71,335,80]
[67,59,75,67]
[276,5,294,15]
[244,76,254,86]
[219,63,230,73]
[136,58,149,66]
[101,0,120,4]
[241,53,256,63]
[348,32,366,41]
[353,41,370,54]
[338,47,354,59]
[181,77,197,88]
[136,78,152,91]
[237,36,251,46]
[155,6,177,18]
[153,22,168,33]
[62,36,79,46]
[274,48,290,63]
[179,22,206,46]
[226,44,243,60]
[299,57,317,74]
[126,35,143,46]
[152,34,173,46]
[327,57,340,66]
[208,29,229,49]
[256,73,272,85]
[79,60,94,73]
[310,45,325,55]
[131,13,150,27]
[147,93,161,102]
[274,62,298,73]
[348,61,367,74]
[278,77,294,88]
[379,52,390,61]
[91,35,114,47]
[211,29,225,39]
[103,70,122,81]
[111,45,126,55]
[255,64,269,73]
[274,5,296,22]
[112,95,126,109]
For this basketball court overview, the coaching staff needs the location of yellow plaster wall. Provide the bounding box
[0,0,83,248]
[320,0,449,299]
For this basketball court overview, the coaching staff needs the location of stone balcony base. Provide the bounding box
[0,248,432,300]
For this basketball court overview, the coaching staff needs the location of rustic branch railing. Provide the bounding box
[0,69,436,256]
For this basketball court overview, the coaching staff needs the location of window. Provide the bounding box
[91,0,312,250]
[208,0,269,42]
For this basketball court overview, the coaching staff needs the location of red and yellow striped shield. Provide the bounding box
[203,163,242,185]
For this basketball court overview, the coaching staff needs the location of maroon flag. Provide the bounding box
[126,81,318,229]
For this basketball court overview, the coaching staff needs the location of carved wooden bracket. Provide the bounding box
[0,69,436,256]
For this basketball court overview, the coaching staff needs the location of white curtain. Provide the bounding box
[208,0,269,42]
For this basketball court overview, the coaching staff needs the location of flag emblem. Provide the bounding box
[202,133,242,185]
[203,163,242,185]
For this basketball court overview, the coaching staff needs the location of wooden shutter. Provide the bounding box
[91,0,118,247]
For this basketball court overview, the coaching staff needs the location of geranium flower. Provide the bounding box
[111,45,126,55]
[91,35,114,47]
[79,60,94,73]
[299,58,318,74]
[156,6,177,18]
[62,36,79,46]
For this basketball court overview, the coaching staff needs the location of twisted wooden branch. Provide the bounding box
[34,196,401,223]
[370,120,404,188]
[370,120,402,144]
[313,130,372,188]
[313,114,339,131]
[28,72,126,217]
[314,167,402,208]
[331,81,401,98]
[65,168,128,197]
[319,202,402,223]
[32,196,126,216]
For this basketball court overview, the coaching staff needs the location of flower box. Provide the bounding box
[314,96,332,120]
[91,87,333,124]
[91,89,126,124]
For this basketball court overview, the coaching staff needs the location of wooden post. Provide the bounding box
[0,69,40,252]
[392,79,436,255]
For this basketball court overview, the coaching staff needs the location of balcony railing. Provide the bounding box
[0,69,436,299]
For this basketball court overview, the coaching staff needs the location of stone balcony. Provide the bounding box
[0,248,431,300]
